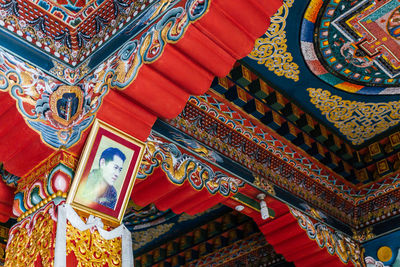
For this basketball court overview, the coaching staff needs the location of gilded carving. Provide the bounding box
[308,88,400,145]
[5,205,56,267]
[66,222,122,266]
[249,0,300,82]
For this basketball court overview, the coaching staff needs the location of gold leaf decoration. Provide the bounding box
[5,212,55,267]
[249,0,299,82]
[66,222,122,266]
[308,88,400,145]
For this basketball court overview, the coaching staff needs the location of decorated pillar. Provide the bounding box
[5,150,75,266]
[4,149,134,267]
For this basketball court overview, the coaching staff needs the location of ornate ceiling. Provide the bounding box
[0,0,277,176]
[1,0,400,265]
[247,0,400,147]
[305,0,400,92]
[135,0,400,264]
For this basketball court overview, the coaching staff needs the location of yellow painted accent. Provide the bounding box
[377,246,392,262]
[344,69,351,74]
[345,16,363,38]
[382,55,400,70]
[304,0,324,22]
[345,3,374,38]
[242,67,252,81]
[382,37,388,41]
[249,0,300,82]
[335,82,362,93]
[329,57,336,63]
[308,88,400,145]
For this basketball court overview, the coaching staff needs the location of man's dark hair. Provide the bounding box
[99,147,126,166]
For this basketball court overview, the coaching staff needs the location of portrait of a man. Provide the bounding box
[76,147,126,209]
[67,119,145,225]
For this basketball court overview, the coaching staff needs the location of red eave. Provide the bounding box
[0,0,282,178]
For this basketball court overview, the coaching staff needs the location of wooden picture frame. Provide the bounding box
[67,119,146,225]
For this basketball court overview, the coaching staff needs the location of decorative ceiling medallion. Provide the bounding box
[308,88,400,145]
[249,0,299,82]
[302,0,400,95]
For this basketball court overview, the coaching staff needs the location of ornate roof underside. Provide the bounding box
[0,0,278,176]
[0,0,292,265]
[3,0,400,265]
[246,0,400,148]
[145,0,400,249]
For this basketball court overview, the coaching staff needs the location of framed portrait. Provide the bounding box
[67,119,146,226]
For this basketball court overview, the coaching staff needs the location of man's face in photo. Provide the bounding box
[100,155,124,186]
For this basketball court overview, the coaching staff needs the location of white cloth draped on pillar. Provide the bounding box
[54,203,134,267]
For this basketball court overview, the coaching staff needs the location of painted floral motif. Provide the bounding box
[388,7,400,39]
[108,0,209,88]
[13,151,76,217]
[0,0,154,66]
